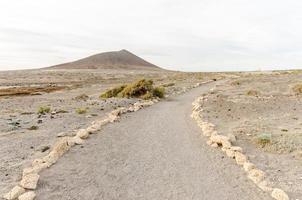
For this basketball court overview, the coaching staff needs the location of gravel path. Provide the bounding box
[35,82,271,200]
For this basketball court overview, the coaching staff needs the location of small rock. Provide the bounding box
[27,126,38,130]
[227,133,236,143]
[271,188,289,200]
[76,129,89,139]
[211,143,218,148]
[257,180,273,192]
[206,140,213,146]
[243,162,255,172]
[40,146,50,153]
[71,136,84,145]
[18,191,36,200]
[22,163,48,176]
[85,115,93,118]
[57,132,67,137]
[37,119,43,124]
[230,146,243,152]
[20,173,40,189]
[234,152,247,165]
[86,126,98,134]
[3,186,25,200]
[42,151,59,166]
[226,149,235,158]
[52,137,72,157]
[247,169,265,184]
[210,135,231,148]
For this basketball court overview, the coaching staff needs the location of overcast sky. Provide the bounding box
[1,0,302,71]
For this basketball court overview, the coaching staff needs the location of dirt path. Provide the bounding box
[35,82,271,200]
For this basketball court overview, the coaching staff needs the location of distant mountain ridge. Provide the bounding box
[47,49,161,70]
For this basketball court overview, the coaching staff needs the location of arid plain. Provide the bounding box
[0,50,301,200]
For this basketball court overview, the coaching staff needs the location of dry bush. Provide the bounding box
[100,79,165,99]
[76,108,87,114]
[152,87,165,98]
[100,85,126,98]
[246,90,260,96]
[292,84,302,95]
[38,106,51,114]
[119,79,154,98]
[74,94,89,101]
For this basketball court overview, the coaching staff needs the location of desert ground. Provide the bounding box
[0,65,301,199]
[0,68,221,198]
[199,71,302,199]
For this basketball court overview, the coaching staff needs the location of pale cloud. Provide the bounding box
[0,0,302,71]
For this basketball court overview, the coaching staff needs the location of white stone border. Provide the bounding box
[191,95,290,200]
[2,99,159,200]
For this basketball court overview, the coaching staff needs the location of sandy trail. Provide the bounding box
[35,82,271,200]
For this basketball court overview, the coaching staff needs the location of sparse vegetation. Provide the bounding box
[74,94,89,101]
[76,108,87,114]
[100,79,165,99]
[100,85,126,98]
[292,84,302,95]
[152,87,165,98]
[246,90,260,96]
[256,133,272,146]
[38,106,51,114]
[141,91,153,100]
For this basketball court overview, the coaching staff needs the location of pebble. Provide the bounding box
[18,191,36,200]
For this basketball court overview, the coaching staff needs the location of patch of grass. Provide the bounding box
[76,108,87,114]
[256,133,272,146]
[152,87,165,98]
[246,90,260,96]
[292,84,302,95]
[38,106,51,114]
[74,94,89,101]
[100,85,126,98]
[100,79,165,100]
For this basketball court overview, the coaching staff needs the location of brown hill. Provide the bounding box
[47,49,161,70]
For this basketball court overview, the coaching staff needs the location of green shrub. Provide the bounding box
[257,133,271,145]
[118,79,153,98]
[38,106,51,114]
[100,85,126,98]
[99,79,165,100]
[76,108,87,114]
[152,87,165,98]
